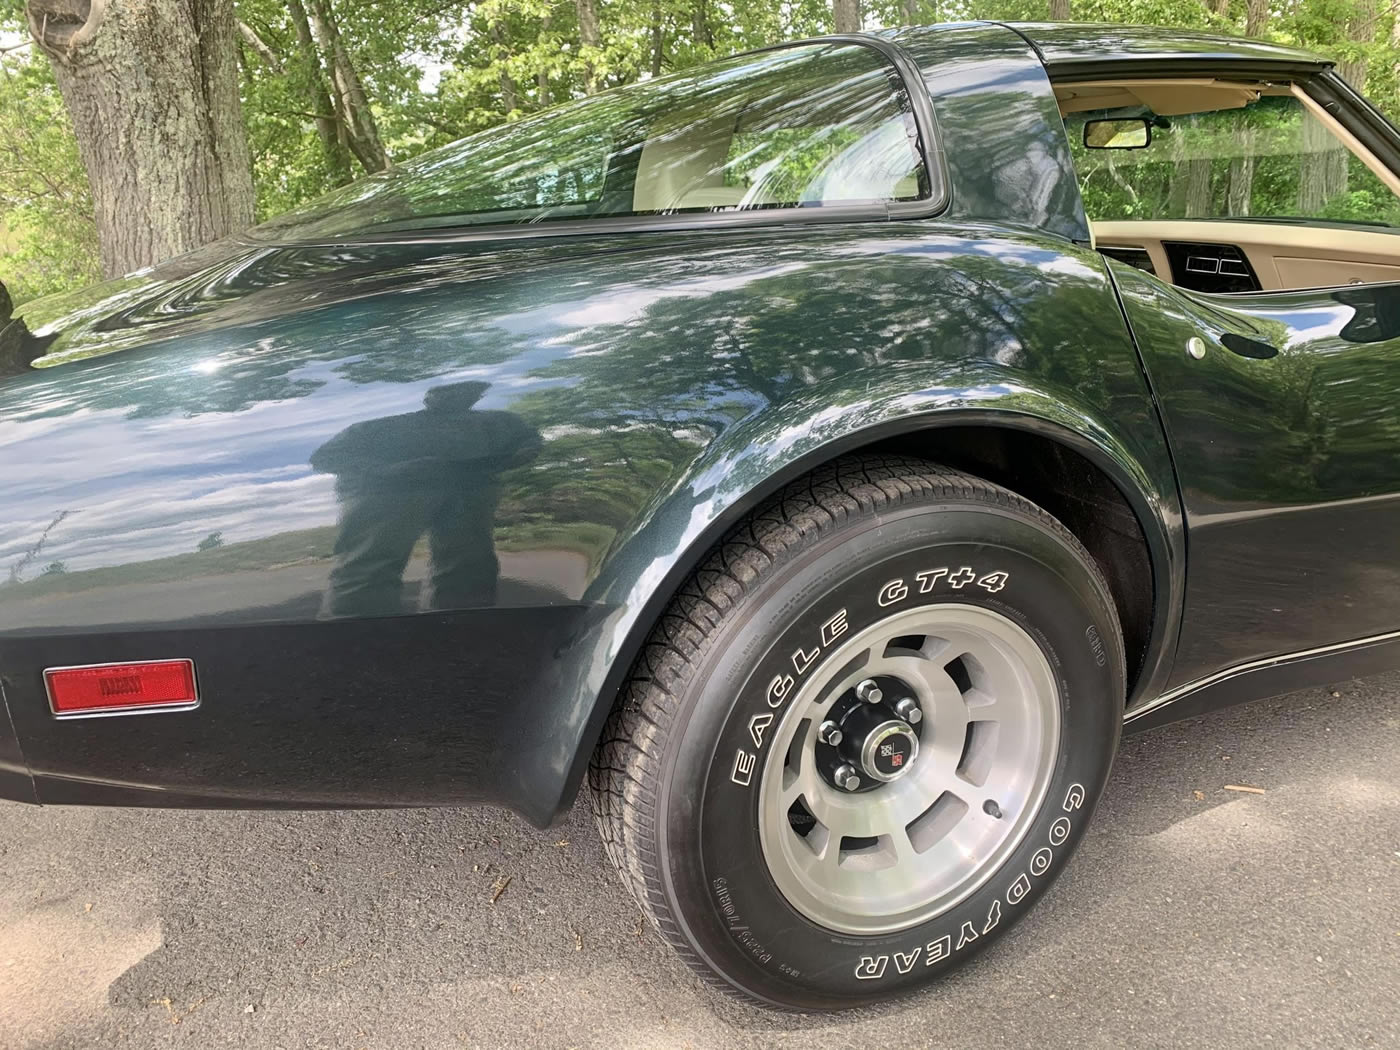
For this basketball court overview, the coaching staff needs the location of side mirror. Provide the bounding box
[1083,118,1151,150]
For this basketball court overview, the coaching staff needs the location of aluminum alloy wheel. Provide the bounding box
[757,603,1060,935]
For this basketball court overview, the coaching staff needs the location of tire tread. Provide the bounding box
[586,453,1122,1003]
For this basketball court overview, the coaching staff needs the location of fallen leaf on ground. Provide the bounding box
[490,875,513,903]
[1192,790,1205,801]
[151,995,208,1025]
[1223,784,1266,794]
[574,929,583,951]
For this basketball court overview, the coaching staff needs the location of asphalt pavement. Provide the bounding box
[3,673,1398,1050]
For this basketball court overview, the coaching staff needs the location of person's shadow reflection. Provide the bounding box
[312,381,541,617]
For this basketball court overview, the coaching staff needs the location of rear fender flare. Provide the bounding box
[548,372,1183,822]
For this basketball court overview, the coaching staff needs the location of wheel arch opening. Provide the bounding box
[568,419,1162,822]
[867,425,1156,699]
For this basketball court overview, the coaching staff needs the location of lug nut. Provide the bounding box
[818,720,843,746]
[833,763,862,791]
[856,679,883,705]
[894,697,922,725]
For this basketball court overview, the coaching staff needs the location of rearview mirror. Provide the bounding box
[1083,118,1151,150]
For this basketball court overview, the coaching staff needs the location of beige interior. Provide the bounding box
[632,104,735,212]
[1054,78,1274,116]
[1093,220,1400,289]
[1058,78,1400,292]
[633,118,924,212]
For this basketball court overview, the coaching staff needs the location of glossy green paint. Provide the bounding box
[0,24,1189,821]
[888,25,1091,245]
[0,218,1181,820]
[1110,262,1400,688]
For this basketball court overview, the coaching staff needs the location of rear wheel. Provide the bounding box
[589,455,1124,1009]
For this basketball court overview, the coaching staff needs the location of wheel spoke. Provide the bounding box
[878,653,964,712]
[781,749,824,809]
[890,827,921,868]
[886,760,965,826]
[819,789,904,840]
[756,602,1061,934]
[963,686,1012,724]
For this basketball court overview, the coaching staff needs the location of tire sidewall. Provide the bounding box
[659,502,1123,1009]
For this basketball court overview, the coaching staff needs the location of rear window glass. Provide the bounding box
[251,42,930,242]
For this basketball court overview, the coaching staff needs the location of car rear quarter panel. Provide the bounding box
[0,222,1178,822]
[0,26,1182,823]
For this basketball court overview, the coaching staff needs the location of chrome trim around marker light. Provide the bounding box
[44,659,201,720]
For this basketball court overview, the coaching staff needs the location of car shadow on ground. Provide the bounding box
[4,673,1398,1050]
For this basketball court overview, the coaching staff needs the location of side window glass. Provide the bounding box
[632,45,928,212]
[1065,93,1400,226]
[259,42,931,241]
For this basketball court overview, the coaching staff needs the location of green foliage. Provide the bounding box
[6,0,1400,305]
[1068,94,1400,226]
[0,49,100,305]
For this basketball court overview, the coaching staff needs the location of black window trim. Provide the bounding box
[243,34,949,251]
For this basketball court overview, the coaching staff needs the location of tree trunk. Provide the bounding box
[575,0,602,94]
[287,0,353,183]
[1299,112,1346,213]
[238,20,283,71]
[1312,0,1378,208]
[538,12,552,107]
[691,0,713,48]
[900,0,919,23]
[26,0,255,278]
[1048,0,1070,20]
[649,4,664,77]
[1183,157,1213,217]
[1393,8,1400,93]
[1210,0,1229,16]
[1244,0,1268,36]
[1337,57,1369,97]
[1338,0,1373,94]
[833,0,862,32]
[489,21,519,115]
[1226,122,1255,216]
[1168,129,1213,217]
[307,0,388,172]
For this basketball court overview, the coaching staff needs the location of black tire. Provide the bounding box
[588,455,1125,1009]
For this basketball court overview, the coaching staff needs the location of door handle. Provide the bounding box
[1220,332,1278,359]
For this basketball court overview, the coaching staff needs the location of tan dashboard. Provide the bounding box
[1092,220,1400,292]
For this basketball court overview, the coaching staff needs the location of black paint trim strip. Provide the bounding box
[1043,57,1330,82]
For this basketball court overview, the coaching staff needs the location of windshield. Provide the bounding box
[1065,92,1400,228]
[251,42,929,243]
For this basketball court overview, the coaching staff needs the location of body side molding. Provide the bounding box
[1125,627,1400,731]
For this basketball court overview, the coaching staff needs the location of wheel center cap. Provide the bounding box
[859,720,919,782]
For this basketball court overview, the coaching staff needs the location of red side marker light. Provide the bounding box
[45,660,198,718]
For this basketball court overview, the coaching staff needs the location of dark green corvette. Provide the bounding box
[3,21,1399,1008]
